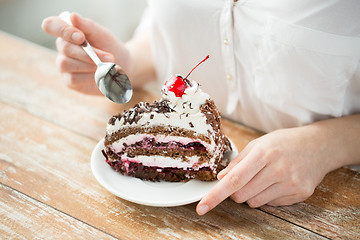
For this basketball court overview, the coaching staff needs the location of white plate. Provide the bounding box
[91,138,238,207]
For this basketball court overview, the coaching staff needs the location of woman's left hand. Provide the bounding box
[196,123,346,215]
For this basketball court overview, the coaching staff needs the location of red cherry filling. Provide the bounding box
[164,75,187,97]
[164,55,209,98]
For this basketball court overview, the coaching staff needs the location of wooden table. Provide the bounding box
[0,31,359,240]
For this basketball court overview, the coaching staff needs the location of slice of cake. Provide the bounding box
[103,56,232,182]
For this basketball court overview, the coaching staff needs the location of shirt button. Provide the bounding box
[227,74,233,80]
[223,39,229,45]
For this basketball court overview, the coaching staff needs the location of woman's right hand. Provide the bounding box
[42,12,132,95]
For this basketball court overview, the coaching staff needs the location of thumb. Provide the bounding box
[95,49,115,63]
[70,12,118,51]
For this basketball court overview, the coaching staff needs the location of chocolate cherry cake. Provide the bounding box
[103,56,232,182]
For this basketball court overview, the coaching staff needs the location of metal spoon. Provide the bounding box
[59,11,133,103]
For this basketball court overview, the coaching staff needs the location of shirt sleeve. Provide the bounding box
[133,4,151,37]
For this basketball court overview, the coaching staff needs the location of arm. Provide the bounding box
[197,114,360,215]
[125,29,156,88]
[42,12,156,94]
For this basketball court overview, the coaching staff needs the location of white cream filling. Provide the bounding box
[110,134,214,153]
[110,134,217,170]
[121,154,211,170]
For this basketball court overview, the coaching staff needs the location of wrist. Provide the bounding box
[306,115,360,169]
[286,125,339,179]
[123,32,156,87]
[112,41,132,76]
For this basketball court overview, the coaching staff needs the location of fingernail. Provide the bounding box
[217,169,226,180]
[103,55,113,62]
[197,204,209,216]
[72,32,82,42]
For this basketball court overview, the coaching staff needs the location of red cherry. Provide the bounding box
[165,75,186,97]
[164,55,210,98]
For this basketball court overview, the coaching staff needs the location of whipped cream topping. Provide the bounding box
[107,79,213,135]
[107,110,211,135]
[161,78,211,114]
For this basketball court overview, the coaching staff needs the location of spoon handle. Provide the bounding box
[59,11,102,66]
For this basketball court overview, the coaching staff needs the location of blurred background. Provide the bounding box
[0,0,147,49]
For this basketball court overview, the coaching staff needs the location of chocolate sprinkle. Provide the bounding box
[109,99,174,126]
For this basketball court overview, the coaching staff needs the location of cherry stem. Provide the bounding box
[184,55,210,79]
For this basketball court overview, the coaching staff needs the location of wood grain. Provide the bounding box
[0,184,117,240]
[0,102,324,239]
[222,118,262,151]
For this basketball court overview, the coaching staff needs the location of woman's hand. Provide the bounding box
[42,12,131,95]
[196,114,360,215]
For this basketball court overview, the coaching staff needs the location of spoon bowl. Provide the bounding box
[95,63,133,103]
[59,11,133,104]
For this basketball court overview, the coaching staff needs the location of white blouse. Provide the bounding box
[140,0,360,133]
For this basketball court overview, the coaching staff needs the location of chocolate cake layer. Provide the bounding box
[114,137,210,160]
[105,125,211,146]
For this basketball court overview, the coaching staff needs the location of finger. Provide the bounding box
[63,72,94,87]
[42,16,85,45]
[267,195,302,207]
[56,38,114,64]
[267,182,314,206]
[246,183,287,208]
[217,139,257,180]
[62,73,102,95]
[56,38,91,64]
[217,156,242,180]
[70,13,114,49]
[56,55,97,73]
[230,163,274,204]
[197,150,266,215]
